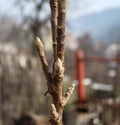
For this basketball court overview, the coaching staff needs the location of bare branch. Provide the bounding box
[35,1,74,125]
[35,36,49,79]
[36,0,48,11]
[57,0,66,62]
[50,0,58,60]
[51,104,61,122]
[62,84,75,107]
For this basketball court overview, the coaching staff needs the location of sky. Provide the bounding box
[0,0,21,18]
[0,0,120,20]
[0,0,120,43]
[67,0,120,19]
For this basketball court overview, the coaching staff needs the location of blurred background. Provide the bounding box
[0,0,120,125]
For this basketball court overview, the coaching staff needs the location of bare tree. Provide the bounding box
[15,0,50,41]
[35,0,75,125]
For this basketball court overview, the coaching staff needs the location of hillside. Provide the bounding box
[70,7,120,43]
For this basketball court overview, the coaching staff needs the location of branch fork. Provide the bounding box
[35,0,75,124]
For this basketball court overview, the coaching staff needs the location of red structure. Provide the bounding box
[76,49,120,103]
[83,57,120,63]
[76,50,86,103]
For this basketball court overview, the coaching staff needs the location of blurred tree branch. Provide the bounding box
[15,0,50,44]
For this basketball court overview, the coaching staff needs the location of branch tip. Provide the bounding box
[54,58,64,78]
[35,36,43,47]
[65,84,75,98]
[62,83,75,107]
[51,104,60,122]
[35,36,49,79]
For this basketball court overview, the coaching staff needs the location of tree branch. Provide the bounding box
[50,104,61,123]
[50,0,58,60]
[36,0,48,11]
[62,84,75,107]
[57,0,66,62]
[35,0,74,125]
[35,36,49,79]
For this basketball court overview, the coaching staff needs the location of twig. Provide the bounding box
[62,84,75,107]
[57,0,66,62]
[50,0,58,60]
[50,104,61,122]
[35,36,49,79]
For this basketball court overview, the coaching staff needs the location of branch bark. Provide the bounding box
[57,0,66,62]
[35,0,74,125]
[35,37,49,79]
[50,0,58,60]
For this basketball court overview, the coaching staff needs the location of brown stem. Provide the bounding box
[57,0,66,62]
[50,0,58,60]
[35,37,49,79]
[35,0,75,125]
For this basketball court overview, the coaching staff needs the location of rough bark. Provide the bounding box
[35,0,75,125]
